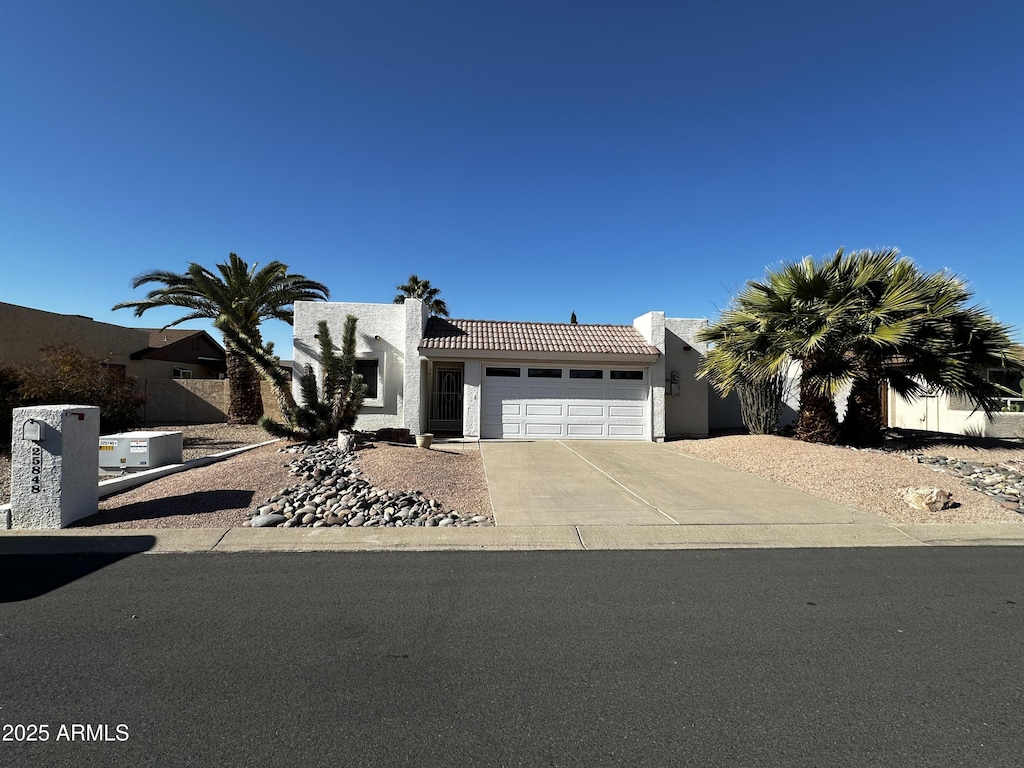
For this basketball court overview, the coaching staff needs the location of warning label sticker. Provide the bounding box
[129,441,147,453]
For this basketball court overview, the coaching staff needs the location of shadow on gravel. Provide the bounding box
[73,490,256,526]
[0,538,154,602]
[884,428,1024,453]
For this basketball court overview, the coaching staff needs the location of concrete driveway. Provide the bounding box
[480,440,882,526]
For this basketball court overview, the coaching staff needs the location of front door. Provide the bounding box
[429,366,464,434]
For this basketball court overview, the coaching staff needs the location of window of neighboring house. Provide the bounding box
[610,370,644,380]
[355,359,380,401]
[570,369,603,379]
[528,368,562,378]
[485,367,521,377]
[172,367,193,379]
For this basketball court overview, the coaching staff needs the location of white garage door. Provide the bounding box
[481,365,648,440]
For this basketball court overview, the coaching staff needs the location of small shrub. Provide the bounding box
[2,345,147,450]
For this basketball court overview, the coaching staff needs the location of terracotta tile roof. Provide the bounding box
[420,318,660,356]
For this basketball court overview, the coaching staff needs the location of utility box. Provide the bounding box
[98,431,183,472]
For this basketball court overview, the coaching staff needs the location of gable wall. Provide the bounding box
[0,302,149,370]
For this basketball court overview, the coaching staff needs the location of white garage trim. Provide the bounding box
[481,363,649,440]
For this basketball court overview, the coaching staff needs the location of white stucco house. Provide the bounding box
[293,299,735,441]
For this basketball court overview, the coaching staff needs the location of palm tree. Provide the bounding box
[113,253,330,424]
[699,250,861,443]
[698,248,1016,446]
[393,274,450,317]
[839,264,1015,444]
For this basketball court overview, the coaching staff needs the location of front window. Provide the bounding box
[355,359,379,400]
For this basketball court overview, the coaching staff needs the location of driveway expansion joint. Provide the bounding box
[556,441,680,524]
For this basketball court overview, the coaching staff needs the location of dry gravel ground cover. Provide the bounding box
[78,427,491,529]
[671,431,1024,525]
[3,423,1023,528]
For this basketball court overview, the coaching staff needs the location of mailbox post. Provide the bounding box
[9,405,100,529]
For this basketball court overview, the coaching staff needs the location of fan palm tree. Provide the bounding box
[113,253,330,424]
[393,274,450,317]
[698,248,1016,446]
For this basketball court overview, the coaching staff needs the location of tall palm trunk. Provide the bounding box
[841,373,886,446]
[226,348,264,424]
[795,360,839,444]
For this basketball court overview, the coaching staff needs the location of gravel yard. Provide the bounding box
[72,427,492,529]
[671,431,1024,525]
[3,423,1024,528]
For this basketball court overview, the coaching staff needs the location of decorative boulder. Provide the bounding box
[902,487,953,513]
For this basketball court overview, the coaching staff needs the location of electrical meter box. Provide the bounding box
[98,430,184,472]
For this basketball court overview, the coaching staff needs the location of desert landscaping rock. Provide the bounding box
[912,454,1024,513]
[244,440,495,528]
[902,487,954,513]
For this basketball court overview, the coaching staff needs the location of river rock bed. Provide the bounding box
[911,454,1024,513]
[244,441,494,528]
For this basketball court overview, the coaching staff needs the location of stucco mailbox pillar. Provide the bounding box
[10,405,100,529]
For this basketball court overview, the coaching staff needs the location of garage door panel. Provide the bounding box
[527,385,563,398]
[609,404,645,418]
[609,424,645,437]
[568,404,604,417]
[525,403,563,417]
[567,424,605,436]
[568,386,605,398]
[489,384,524,398]
[525,423,563,436]
[501,403,522,416]
[611,388,647,401]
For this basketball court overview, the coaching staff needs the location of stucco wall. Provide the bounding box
[663,317,709,438]
[293,299,426,433]
[888,391,1024,439]
[462,360,482,438]
[633,312,666,440]
[141,379,285,425]
[0,302,149,370]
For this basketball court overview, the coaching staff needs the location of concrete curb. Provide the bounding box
[2,523,1023,555]
[97,438,282,499]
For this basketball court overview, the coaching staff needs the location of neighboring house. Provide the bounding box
[1,301,238,425]
[1,301,147,371]
[0,302,226,378]
[130,329,227,380]
[293,299,729,441]
[888,357,1024,439]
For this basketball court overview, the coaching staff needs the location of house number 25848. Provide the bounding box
[30,446,42,493]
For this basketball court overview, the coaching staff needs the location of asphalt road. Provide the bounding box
[1,548,1022,767]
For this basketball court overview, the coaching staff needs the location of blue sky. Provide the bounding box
[2,1,1022,357]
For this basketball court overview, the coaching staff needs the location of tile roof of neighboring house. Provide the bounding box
[419,318,660,356]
